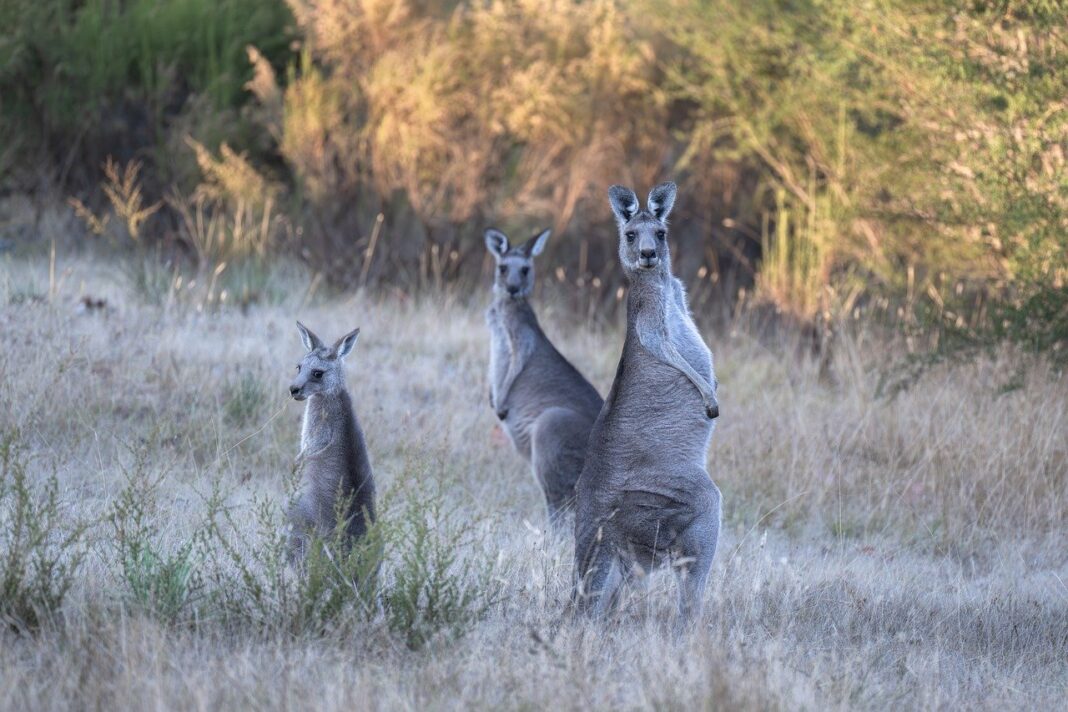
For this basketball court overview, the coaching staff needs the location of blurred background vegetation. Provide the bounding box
[1,0,1065,357]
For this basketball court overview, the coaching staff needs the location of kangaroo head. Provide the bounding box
[608,182,677,276]
[484,227,550,300]
[290,322,360,401]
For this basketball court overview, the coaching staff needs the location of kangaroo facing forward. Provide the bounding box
[573,182,721,628]
[287,322,376,563]
[485,228,603,523]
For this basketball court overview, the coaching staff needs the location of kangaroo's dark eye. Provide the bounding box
[498,265,507,275]
[312,370,324,379]
[656,230,666,240]
[520,266,529,276]
[295,364,301,372]
[625,231,636,243]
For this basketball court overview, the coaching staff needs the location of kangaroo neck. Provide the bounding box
[493,294,541,330]
[306,387,350,418]
[625,268,672,324]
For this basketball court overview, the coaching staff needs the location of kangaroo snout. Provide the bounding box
[638,248,659,269]
[507,284,521,295]
[289,385,305,400]
[707,403,720,419]
[638,236,659,268]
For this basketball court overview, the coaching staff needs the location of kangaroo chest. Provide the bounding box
[486,304,537,402]
[486,308,513,404]
[301,402,332,454]
[597,283,714,465]
[634,287,713,385]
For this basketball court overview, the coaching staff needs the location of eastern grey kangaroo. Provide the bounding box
[485,228,604,523]
[572,182,721,627]
[287,321,376,563]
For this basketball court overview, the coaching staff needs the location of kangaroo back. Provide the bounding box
[484,227,603,521]
[333,389,376,538]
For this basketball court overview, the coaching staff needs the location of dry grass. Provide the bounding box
[0,250,1065,710]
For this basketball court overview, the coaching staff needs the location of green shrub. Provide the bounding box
[383,489,495,650]
[108,450,204,624]
[0,430,87,631]
[120,541,199,623]
[3,0,293,118]
[1,0,294,188]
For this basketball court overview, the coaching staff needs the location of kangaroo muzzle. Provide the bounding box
[637,236,659,269]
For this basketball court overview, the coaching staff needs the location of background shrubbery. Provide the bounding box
[2,0,1066,355]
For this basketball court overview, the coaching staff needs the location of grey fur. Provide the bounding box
[484,228,603,522]
[287,322,376,563]
[573,182,721,628]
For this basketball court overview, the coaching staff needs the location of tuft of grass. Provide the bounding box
[120,542,198,624]
[755,186,838,324]
[224,372,268,427]
[99,158,162,244]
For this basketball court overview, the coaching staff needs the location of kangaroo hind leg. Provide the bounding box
[672,498,720,635]
[531,407,588,525]
[573,521,623,619]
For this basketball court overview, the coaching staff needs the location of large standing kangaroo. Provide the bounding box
[485,228,604,523]
[572,182,721,627]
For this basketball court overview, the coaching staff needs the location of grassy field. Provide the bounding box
[0,250,1066,710]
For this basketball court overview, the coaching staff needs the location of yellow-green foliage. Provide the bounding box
[258,0,1066,340]
[272,0,668,228]
[658,1,1068,324]
[4,0,1066,349]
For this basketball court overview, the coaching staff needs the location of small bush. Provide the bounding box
[202,469,496,648]
[384,488,496,650]
[120,541,198,623]
[108,451,204,624]
[0,430,87,631]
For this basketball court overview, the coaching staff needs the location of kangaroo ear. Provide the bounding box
[335,328,360,359]
[296,321,323,351]
[647,181,677,221]
[484,228,509,258]
[523,229,550,257]
[608,185,640,226]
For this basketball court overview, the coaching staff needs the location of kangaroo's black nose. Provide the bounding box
[507,285,520,294]
[708,404,720,419]
[640,247,657,259]
[290,386,301,396]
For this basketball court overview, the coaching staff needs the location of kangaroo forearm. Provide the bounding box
[496,357,524,410]
[665,349,714,400]
[641,330,714,400]
[495,379,515,418]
